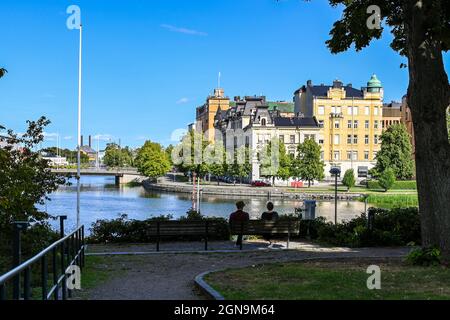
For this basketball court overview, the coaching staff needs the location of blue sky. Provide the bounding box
[1,0,449,149]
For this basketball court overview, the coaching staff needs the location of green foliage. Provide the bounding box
[87,213,230,243]
[299,207,421,248]
[0,118,65,271]
[372,124,414,179]
[292,138,324,187]
[135,140,171,178]
[367,180,417,190]
[103,143,134,168]
[406,247,441,266]
[342,169,356,190]
[41,147,89,164]
[0,68,7,78]
[378,168,396,191]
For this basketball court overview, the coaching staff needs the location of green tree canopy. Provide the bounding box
[373,124,414,179]
[378,168,396,192]
[0,117,66,228]
[135,140,171,179]
[342,169,356,191]
[292,138,325,187]
[103,143,134,168]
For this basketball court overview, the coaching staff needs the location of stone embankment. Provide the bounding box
[142,180,362,201]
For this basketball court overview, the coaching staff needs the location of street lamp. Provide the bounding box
[329,167,341,224]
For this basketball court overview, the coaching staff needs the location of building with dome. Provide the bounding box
[294,75,384,178]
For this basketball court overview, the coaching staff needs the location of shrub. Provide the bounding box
[342,169,356,191]
[298,207,420,247]
[378,168,396,191]
[406,247,441,266]
[87,213,230,244]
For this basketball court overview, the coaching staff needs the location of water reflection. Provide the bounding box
[40,176,367,232]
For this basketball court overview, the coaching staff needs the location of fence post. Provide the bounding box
[12,221,28,300]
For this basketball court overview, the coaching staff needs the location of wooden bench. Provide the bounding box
[230,219,301,250]
[146,220,223,251]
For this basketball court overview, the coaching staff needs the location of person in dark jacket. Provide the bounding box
[229,201,250,246]
[261,202,279,244]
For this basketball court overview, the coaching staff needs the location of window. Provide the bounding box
[364,151,369,160]
[347,120,352,129]
[347,134,352,144]
[365,106,370,115]
[374,107,379,116]
[279,135,284,143]
[365,135,369,145]
[290,135,295,144]
[353,120,359,129]
[374,135,379,144]
[318,106,325,115]
[374,120,379,129]
[333,151,340,161]
[318,120,324,128]
[365,120,370,129]
[334,120,340,129]
[334,134,340,145]
[353,135,358,144]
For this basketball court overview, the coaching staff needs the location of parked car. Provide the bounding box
[251,180,271,187]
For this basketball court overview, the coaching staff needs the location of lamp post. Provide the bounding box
[329,167,341,224]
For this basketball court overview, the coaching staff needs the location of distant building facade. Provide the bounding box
[294,75,384,178]
[382,101,402,130]
[214,95,321,183]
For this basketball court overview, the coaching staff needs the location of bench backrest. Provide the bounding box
[229,219,300,235]
[146,220,221,236]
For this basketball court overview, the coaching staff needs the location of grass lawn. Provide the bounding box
[205,259,450,300]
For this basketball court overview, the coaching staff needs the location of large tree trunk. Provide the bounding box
[405,0,450,259]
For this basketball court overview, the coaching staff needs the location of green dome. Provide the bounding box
[367,74,382,88]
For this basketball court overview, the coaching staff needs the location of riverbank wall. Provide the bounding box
[142,180,363,201]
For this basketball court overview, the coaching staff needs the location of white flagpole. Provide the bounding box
[76,24,83,228]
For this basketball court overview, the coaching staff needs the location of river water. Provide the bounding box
[41,176,367,232]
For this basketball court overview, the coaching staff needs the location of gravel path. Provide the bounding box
[78,241,410,300]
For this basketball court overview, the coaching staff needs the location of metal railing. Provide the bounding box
[0,217,85,300]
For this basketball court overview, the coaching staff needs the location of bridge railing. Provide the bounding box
[0,221,85,300]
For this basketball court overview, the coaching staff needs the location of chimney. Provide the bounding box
[81,135,83,147]
[89,135,92,148]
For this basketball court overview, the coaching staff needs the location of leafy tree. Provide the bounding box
[342,169,356,191]
[0,117,66,264]
[373,124,414,179]
[378,168,396,192]
[41,147,89,164]
[103,143,133,168]
[135,140,171,179]
[292,138,325,187]
[174,130,209,178]
[319,0,450,259]
[0,68,6,78]
[229,146,252,184]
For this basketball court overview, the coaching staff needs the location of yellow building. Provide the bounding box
[294,75,384,178]
[195,88,230,142]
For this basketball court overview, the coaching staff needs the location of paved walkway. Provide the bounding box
[77,240,410,300]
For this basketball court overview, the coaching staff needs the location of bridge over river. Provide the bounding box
[51,168,145,185]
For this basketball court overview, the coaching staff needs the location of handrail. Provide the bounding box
[0,226,83,285]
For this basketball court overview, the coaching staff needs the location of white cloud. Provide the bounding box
[160,24,208,36]
[176,97,189,104]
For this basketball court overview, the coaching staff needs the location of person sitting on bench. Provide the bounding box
[229,201,249,247]
[261,201,279,245]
